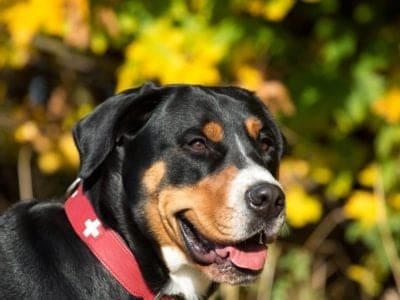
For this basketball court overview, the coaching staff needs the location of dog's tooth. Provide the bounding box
[258,232,264,245]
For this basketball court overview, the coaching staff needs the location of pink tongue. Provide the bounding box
[215,244,267,271]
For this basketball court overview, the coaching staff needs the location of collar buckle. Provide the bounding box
[65,177,82,198]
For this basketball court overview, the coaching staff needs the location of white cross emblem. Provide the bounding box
[83,218,101,238]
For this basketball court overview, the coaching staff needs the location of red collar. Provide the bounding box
[64,184,156,299]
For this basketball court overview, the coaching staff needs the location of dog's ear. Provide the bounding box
[73,82,162,179]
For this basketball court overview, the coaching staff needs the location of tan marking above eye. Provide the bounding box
[203,121,224,143]
[245,117,262,139]
[143,161,166,195]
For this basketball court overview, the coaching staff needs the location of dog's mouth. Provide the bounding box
[177,214,272,274]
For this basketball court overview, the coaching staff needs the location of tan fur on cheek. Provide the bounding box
[145,166,239,253]
[143,161,166,195]
[146,199,175,246]
[203,121,224,143]
[143,161,175,246]
[245,117,262,139]
[159,166,239,243]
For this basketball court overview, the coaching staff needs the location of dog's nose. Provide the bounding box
[245,182,285,217]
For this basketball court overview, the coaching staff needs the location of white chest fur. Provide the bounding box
[161,246,211,299]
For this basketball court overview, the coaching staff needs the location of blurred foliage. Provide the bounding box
[0,0,400,299]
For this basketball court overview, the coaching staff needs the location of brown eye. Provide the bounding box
[188,138,207,152]
[259,137,271,153]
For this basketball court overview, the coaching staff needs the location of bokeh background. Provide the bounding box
[0,0,399,299]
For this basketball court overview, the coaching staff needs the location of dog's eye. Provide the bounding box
[259,137,272,153]
[187,138,207,152]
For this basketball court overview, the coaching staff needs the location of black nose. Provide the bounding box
[245,182,285,217]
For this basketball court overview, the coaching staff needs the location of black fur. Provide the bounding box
[0,83,285,299]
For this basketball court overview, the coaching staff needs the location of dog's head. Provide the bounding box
[73,83,285,287]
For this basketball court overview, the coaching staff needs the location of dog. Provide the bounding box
[0,83,286,299]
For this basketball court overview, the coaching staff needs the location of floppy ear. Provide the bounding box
[73,82,162,179]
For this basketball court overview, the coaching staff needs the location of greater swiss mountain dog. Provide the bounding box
[0,83,286,299]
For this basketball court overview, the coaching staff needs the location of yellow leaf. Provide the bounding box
[326,172,352,199]
[236,65,264,91]
[358,163,378,187]
[90,33,108,55]
[58,133,79,168]
[373,87,400,124]
[264,0,296,22]
[389,193,400,210]
[0,0,65,47]
[311,166,333,185]
[343,191,379,228]
[15,121,39,143]
[246,0,295,22]
[77,102,94,119]
[347,264,380,296]
[38,151,63,174]
[286,185,323,228]
[116,17,227,90]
